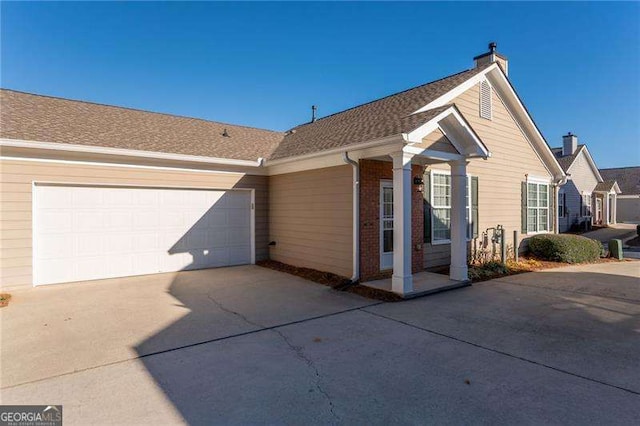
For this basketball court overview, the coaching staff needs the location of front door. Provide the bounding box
[380,181,394,270]
[595,197,603,225]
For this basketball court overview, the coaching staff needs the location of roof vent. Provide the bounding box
[222,128,230,137]
[311,105,317,123]
[479,80,492,120]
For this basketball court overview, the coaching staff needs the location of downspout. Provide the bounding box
[342,152,360,286]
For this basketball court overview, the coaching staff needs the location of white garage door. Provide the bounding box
[33,184,253,286]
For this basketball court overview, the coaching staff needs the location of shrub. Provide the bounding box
[637,224,640,237]
[528,234,602,263]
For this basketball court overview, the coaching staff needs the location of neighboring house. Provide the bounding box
[599,167,640,223]
[551,134,621,232]
[0,44,566,296]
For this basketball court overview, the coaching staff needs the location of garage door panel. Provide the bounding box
[34,185,252,285]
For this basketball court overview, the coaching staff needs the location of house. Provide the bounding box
[599,167,640,223]
[551,134,621,231]
[0,44,566,296]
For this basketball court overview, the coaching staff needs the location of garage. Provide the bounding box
[33,184,253,286]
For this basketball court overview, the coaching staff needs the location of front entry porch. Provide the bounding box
[363,270,471,299]
[354,105,490,297]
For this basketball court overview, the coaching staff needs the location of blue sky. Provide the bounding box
[1,2,638,168]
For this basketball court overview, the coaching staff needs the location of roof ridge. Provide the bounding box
[0,88,284,135]
[289,66,479,130]
[600,166,640,170]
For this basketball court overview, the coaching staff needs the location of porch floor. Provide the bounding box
[362,271,470,299]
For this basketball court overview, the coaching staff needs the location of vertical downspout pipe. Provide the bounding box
[342,152,360,283]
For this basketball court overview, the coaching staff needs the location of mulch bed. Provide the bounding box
[256,260,402,302]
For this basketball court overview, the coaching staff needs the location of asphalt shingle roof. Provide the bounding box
[269,65,490,160]
[599,167,640,195]
[1,64,491,161]
[593,180,618,192]
[551,145,586,172]
[0,89,284,161]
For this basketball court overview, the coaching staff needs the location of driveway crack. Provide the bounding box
[206,292,339,421]
[270,327,340,422]
[206,293,263,328]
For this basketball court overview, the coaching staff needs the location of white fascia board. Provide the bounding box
[403,146,463,162]
[0,138,263,168]
[412,63,501,114]
[410,64,564,180]
[264,134,406,167]
[403,106,489,159]
[402,107,457,143]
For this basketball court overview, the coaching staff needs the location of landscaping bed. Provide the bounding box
[256,260,402,302]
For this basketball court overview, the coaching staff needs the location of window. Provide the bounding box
[424,171,476,243]
[558,191,566,218]
[525,182,549,233]
[582,194,592,217]
[479,80,492,120]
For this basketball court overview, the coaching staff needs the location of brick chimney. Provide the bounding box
[474,42,509,76]
[562,132,578,156]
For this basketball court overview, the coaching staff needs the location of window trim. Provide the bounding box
[526,181,550,234]
[428,170,474,245]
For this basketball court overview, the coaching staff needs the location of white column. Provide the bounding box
[604,194,610,226]
[612,194,617,224]
[391,151,414,294]
[449,160,469,281]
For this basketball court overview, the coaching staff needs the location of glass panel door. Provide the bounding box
[380,181,394,270]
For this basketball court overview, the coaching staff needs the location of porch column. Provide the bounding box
[449,160,469,281]
[604,194,610,226]
[391,151,414,294]
[612,194,617,224]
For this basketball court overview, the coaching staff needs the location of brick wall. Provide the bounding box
[359,159,424,282]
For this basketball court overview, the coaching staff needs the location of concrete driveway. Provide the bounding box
[1,262,639,424]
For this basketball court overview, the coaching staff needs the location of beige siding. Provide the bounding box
[424,82,552,268]
[0,158,268,288]
[269,165,353,278]
[417,129,459,154]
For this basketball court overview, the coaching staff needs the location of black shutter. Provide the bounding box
[471,176,479,238]
[521,182,528,234]
[423,172,431,243]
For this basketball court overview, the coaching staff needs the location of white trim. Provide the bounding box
[0,138,263,167]
[379,179,394,271]
[265,134,405,166]
[403,146,463,162]
[0,155,261,175]
[618,194,640,199]
[412,64,564,180]
[428,169,474,245]
[413,64,501,114]
[526,175,552,184]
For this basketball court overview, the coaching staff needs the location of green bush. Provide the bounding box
[528,234,602,264]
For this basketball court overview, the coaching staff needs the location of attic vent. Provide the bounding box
[479,80,492,120]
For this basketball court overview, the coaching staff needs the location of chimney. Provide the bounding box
[562,132,578,156]
[474,42,509,76]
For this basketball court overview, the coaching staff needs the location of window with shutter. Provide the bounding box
[479,80,492,120]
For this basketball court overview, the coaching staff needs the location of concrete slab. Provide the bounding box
[366,261,640,394]
[363,271,469,298]
[581,223,637,244]
[2,310,638,425]
[0,265,373,388]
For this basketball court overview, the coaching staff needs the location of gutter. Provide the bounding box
[0,138,264,168]
[341,151,360,287]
